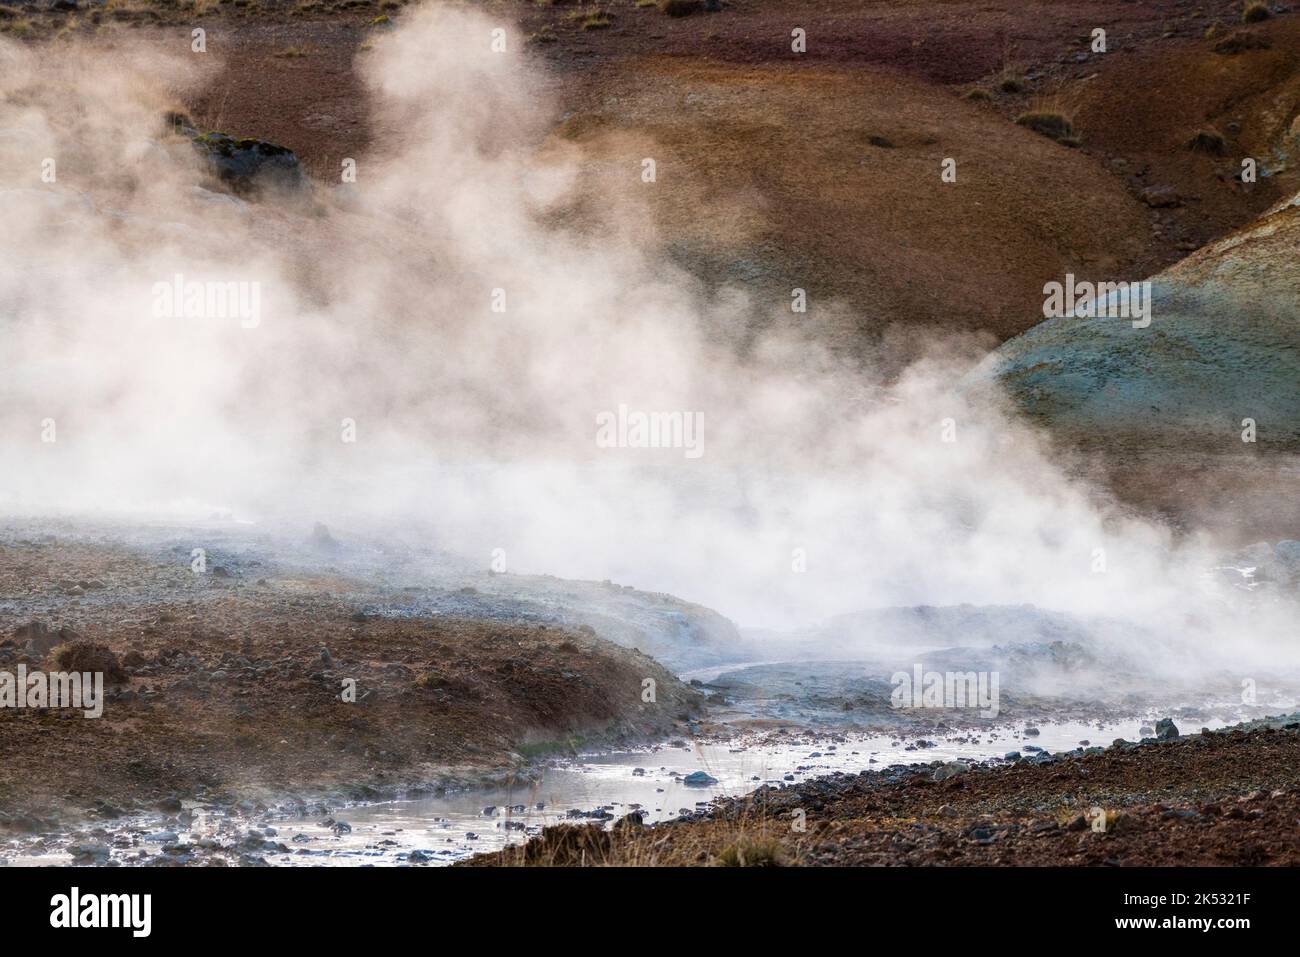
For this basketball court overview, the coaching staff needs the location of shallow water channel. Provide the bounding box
[9,697,1264,868]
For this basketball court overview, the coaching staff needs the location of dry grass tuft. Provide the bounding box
[1187,128,1226,155]
[1242,2,1271,24]
[714,835,788,867]
[1016,110,1077,145]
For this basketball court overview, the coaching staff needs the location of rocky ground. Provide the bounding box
[470,713,1300,865]
[0,526,708,833]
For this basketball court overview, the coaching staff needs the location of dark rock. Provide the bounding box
[92,800,123,819]
[683,771,719,787]
[1139,186,1182,208]
[614,810,646,830]
[68,843,111,864]
[166,112,308,198]
[1155,718,1180,740]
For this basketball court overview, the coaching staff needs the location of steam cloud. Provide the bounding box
[0,6,1295,687]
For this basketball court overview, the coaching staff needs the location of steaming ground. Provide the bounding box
[2,7,1299,791]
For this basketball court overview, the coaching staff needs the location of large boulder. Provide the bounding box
[165,112,308,198]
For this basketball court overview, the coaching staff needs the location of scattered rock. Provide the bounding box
[68,843,111,864]
[932,761,970,782]
[1139,186,1182,208]
[683,771,719,787]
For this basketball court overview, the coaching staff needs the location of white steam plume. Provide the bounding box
[0,7,1295,688]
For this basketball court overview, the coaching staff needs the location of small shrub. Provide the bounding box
[581,11,611,28]
[51,641,129,685]
[998,75,1025,94]
[1187,128,1226,155]
[965,88,992,102]
[1242,2,1271,23]
[521,824,611,865]
[1214,29,1271,54]
[1016,110,1075,144]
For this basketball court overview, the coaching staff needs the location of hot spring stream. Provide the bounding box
[6,712,1241,866]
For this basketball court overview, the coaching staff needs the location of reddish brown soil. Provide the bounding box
[14,1,1298,348]
[0,537,700,830]
[470,723,1300,865]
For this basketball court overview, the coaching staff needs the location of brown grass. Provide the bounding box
[1015,110,1076,144]
[1242,2,1271,24]
[467,806,804,866]
[51,641,128,685]
[714,835,788,866]
[1214,29,1272,54]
